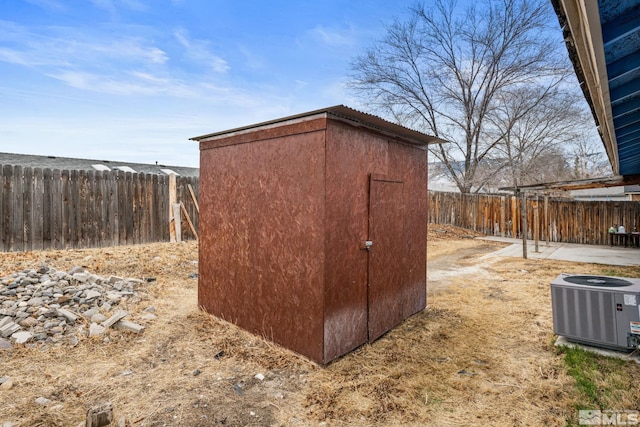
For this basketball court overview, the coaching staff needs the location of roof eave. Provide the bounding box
[552,0,619,174]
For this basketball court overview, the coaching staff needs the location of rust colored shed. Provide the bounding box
[192,105,443,364]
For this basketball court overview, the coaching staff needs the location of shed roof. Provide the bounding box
[190,105,447,148]
[551,0,640,179]
[0,152,199,177]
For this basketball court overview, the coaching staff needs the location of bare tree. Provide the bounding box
[349,0,571,193]
[568,135,612,180]
[486,86,583,188]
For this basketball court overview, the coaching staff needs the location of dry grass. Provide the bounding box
[1,227,639,426]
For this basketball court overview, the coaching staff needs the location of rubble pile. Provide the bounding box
[0,265,153,348]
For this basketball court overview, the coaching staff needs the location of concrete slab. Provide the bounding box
[554,336,640,364]
[478,236,640,267]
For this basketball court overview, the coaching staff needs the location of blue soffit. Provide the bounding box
[599,0,640,177]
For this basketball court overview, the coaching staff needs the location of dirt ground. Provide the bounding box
[1,225,639,426]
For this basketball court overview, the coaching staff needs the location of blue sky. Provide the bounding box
[0,0,420,167]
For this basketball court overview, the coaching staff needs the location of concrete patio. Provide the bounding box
[478,236,640,267]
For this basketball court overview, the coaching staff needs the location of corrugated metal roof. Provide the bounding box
[190,105,447,147]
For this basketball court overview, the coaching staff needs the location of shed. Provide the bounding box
[192,105,444,364]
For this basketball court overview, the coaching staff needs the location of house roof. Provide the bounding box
[551,0,640,179]
[190,105,447,148]
[0,152,199,177]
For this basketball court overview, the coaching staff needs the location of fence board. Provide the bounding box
[23,167,33,252]
[32,168,44,251]
[429,191,640,245]
[0,166,199,252]
[108,170,118,246]
[51,169,62,250]
[61,170,70,248]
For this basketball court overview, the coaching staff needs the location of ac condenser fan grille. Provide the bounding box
[563,275,633,287]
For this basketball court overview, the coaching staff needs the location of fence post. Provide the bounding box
[534,194,539,253]
[521,191,527,259]
[169,174,177,242]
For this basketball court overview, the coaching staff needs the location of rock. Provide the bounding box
[68,266,85,275]
[91,313,108,323]
[56,295,72,304]
[27,297,44,306]
[0,338,11,350]
[57,308,79,322]
[232,383,244,395]
[72,272,90,283]
[12,331,33,344]
[34,397,51,406]
[144,306,156,313]
[82,307,99,319]
[0,265,148,348]
[102,310,128,329]
[0,379,13,390]
[43,320,58,329]
[0,377,9,385]
[108,276,123,285]
[255,373,265,381]
[85,401,113,427]
[105,292,121,302]
[0,322,20,338]
[84,290,101,301]
[89,323,106,337]
[141,313,157,321]
[113,320,144,334]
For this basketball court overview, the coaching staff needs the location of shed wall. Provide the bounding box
[198,126,326,362]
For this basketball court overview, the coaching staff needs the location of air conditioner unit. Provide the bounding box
[551,274,640,351]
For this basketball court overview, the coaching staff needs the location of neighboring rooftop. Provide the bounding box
[0,152,199,177]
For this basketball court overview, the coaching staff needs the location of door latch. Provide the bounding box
[360,240,374,251]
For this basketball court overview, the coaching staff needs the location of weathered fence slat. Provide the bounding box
[32,168,44,251]
[23,167,33,252]
[429,191,640,246]
[0,165,199,252]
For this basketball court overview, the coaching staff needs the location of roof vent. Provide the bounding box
[160,168,179,176]
[114,166,137,173]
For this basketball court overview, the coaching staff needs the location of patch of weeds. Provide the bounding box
[558,346,629,411]
[561,346,600,406]
[599,268,619,277]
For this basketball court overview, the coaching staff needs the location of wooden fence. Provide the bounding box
[1,165,199,252]
[428,191,640,245]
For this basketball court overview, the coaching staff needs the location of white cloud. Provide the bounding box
[174,28,229,73]
[238,45,265,70]
[308,25,355,47]
[0,21,168,69]
[47,70,199,97]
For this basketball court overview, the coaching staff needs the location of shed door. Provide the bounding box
[368,175,405,342]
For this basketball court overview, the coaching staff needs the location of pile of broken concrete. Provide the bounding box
[0,265,154,349]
